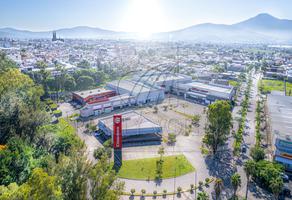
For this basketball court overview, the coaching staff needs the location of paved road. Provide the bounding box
[235,72,273,200]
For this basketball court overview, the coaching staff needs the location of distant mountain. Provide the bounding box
[0,26,123,39]
[158,13,292,43]
[1,13,292,43]
[234,13,292,31]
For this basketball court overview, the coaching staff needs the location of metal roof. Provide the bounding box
[267,93,292,141]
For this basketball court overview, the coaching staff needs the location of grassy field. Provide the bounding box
[259,79,292,95]
[117,155,195,180]
[228,80,239,87]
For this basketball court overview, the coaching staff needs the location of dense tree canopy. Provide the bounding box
[203,100,232,154]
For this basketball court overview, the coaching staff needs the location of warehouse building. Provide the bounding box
[133,71,192,92]
[173,81,235,104]
[106,80,165,104]
[267,93,292,171]
[98,110,162,143]
[72,88,116,105]
[80,94,136,117]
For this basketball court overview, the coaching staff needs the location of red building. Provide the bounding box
[72,88,116,105]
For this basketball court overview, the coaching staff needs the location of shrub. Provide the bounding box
[53,110,62,117]
[250,146,265,162]
[141,189,146,196]
[50,103,58,111]
[177,186,182,193]
[168,133,176,144]
[130,188,135,195]
[190,184,194,190]
[198,181,204,189]
[163,189,167,194]
[205,178,210,183]
[93,147,105,159]
[153,190,157,195]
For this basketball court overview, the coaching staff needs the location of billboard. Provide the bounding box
[113,114,122,149]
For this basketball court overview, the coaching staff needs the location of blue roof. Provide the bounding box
[275,156,292,165]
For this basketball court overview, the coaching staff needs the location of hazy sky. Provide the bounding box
[1,0,292,33]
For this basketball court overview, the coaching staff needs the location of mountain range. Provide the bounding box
[1,13,292,43]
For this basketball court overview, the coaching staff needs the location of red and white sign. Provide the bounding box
[113,114,122,149]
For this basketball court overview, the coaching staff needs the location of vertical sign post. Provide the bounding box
[113,114,122,170]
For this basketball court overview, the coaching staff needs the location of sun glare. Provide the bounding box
[121,0,166,37]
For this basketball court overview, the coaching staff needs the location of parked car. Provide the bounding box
[280,172,290,182]
[241,145,247,153]
[281,185,291,197]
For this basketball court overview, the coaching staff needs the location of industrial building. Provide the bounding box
[72,88,116,105]
[267,93,292,171]
[106,80,165,104]
[80,94,136,117]
[173,81,235,104]
[132,71,192,92]
[98,110,162,143]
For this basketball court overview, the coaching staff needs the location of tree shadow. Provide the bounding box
[204,148,235,188]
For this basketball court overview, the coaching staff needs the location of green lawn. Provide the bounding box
[259,79,292,96]
[117,155,195,180]
[228,80,239,87]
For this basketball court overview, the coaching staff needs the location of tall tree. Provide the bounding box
[269,177,283,200]
[214,178,223,200]
[231,173,241,198]
[76,76,94,90]
[243,160,256,199]
[203,100,232,155]
[90,155,124,200]
[51,152,91,200]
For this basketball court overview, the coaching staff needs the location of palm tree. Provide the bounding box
[269,177,283,200]
[214,178,223,200]
[243,160,256,199]
[197,190,209,200]
[231,173,241,198]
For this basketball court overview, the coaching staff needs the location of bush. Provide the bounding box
[44,98,54,105]
[198,181,204,189]
[168,133,176,144]
[141,189,146,195]
[50,103,58,111]
[205,178,210,183]
[177,186,182,193]
[130,188,135,195]
[163,189,167,194]
[250,146,265,161]
[190,184,194,190]
[53,110,62,117]
[94,147,112,159]
[153,190,157,195]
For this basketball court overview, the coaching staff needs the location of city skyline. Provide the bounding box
[1,0,292,33]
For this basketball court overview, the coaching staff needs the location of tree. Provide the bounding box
[214,178,223,200]
[77,60,90,68]
[231,173,241,198]
[250,146,265,162]
[51,152,91,200]
[0,137,34,185]
[192,114,201,126]
[158,146,165,160]
[90,155,124,200]
[243,160,256,199]
[36,61,50,95]
[76,76,94,90]
[197,190,209,200]
[26,168,62,200]
[203,100,232,155]
[51,136,72,163]
[269,177,283,200]
[64,74,76,91]
[168,133,176,144]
